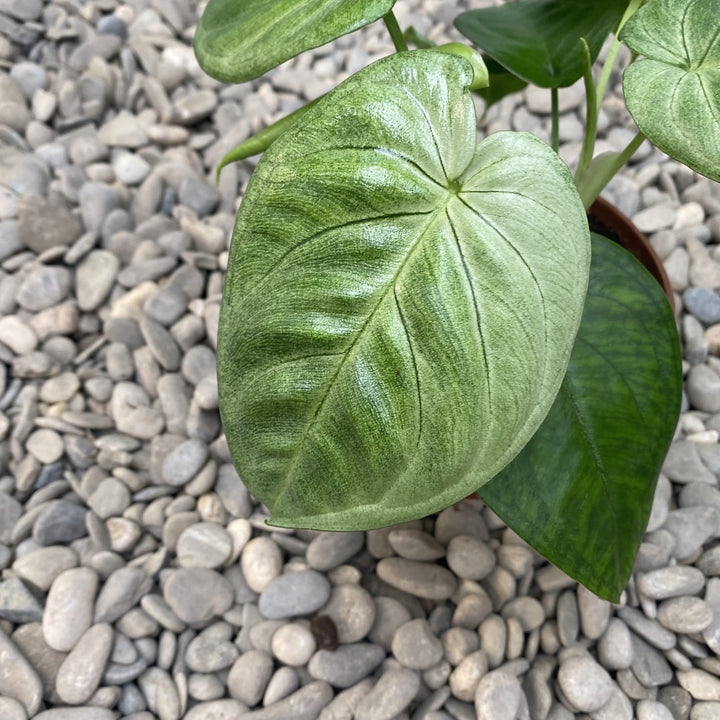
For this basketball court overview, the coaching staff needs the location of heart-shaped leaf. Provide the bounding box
[620,0,720,182]
[194,0,396,83]
[479,234,682,602]
[455,0,628,88]
[218,51,590,531]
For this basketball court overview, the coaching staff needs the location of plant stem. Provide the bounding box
[384,11,408,53]
[550,88,559,152]
[578,131,646,210]
[404,26,435,49]
[595,0,645,109]
[576,39,598,183]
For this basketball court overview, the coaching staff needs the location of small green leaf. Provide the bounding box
[620,0,720,182]
[479,234,682,602]
[194,0,395,83]
[218,51,590,531]
[455,0,628,88]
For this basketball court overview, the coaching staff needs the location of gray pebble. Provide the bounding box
[501,596,545,632]
[144,284,187,326]
[17,265,71,312]
[138,667,181,720]
[662,440,716,483]
[33,499,87,545]
[140,316,181,371]
[172,90,218,125]
[657,596,714,634]
[684,287,720,324]
[242,536,283,593]
[270,622,316,666]
[33,711,116,720]
[182,344,217,385]
[376,557,456,600]
[630,632,673,687]
[259,569,331,619]
[76,250,119,311]
[473,670,525,720]
[306,531,364,571]
[633,203,677,233]
[368,595,412,649]
[80,182,123,235]
[677,669,720,700]
[88,477,131,519]
[687,365,720,412]
[446,534,495,580]
[354,668,420,720]
[616,606,676,650]
[0,492,23,543]
[94,566,152,623]
[161,439,208,485]
[387,528,445,561]
[320,583,375,643]
[178,176,220,216]
[597,618,634,669]
[12,545,77,590]
[577,586,611,639]
[637,566,706,600]
[557,654,613,712]
[17,196,82,253]
[228,649,274,706]
[215,464,252,518]
[392,618,443,670]
[0,697,27,720]
[0,627,43,716]
[308,643,385,688]
[184,699,249,720]
[55,623,114,704]
[163,567,234,624]
[663,506,719,559]
[176,521,233,568]
[0,576,43,623]
[264,666,300,706]
[636,699,675,720]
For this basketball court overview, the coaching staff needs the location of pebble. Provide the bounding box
[446,534,496,580]
[42,566,97,651]
[76,250,120,311]
[228,649,274,706]
[176,521,232,568]
[474,670,525,720]
[163,567,234,624]
[17,196,82,253]
[55,623,114,704]
[388,528,445,560]
[0,576,43,623]
[685,288,720,324]
[657,596,714,633]
[557,654,614,712]
[450,649,488,702]
[320,583,375,643]
[677,669,720,701]
[392,618,443,669]
[354,668,420,720]
[376,557,457,599]
[0,628,43,715]
[307,640,384,687]
[184,699,249,720]
[161,438,208,485]
[32,499,87,545]
[12,545,77,590]
[17,265,71,312]
[270,622,316,666]
[306,531,364,571]
[687,365,720,412]
[637,566,707,600]
[33,711,116,720]
[241,536,283,593]
[259,569,331,619]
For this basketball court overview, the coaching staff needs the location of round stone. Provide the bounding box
[241,536,283,593]
[557,654,614,712]
[163,568,234,625]
[176,522,233,568]
[446,535,496,580]
[12,546,77,591]
[271,622,317,666]
[387,529,445,561]
[474,670,525,720]
[161,439,208,486]
[368,596,412,649]
[259,570,331,619]
[598,618,633,670]
[502,596,545,632]
[577,586,611,640]
[320,583,375,643]
[677,669,720,701]
[450,650,488,702]
[392,618,444,670]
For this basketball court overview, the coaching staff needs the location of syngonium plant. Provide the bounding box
[193,0,720,600]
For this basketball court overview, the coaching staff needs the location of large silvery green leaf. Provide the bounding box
[620,0,720,182]
[218,50,590,531]
[194,0,395,83]
[479,234,682,602]
[455,0,628,88]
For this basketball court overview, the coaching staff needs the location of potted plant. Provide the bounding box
[192,0,718,601]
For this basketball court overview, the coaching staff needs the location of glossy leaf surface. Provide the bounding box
[479,234,682,601]
[621,0,720,182]
[194,0,395,83]
[455,0,627,88]
[218,51,590,531]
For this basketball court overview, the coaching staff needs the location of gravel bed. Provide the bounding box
[0,0,719,719]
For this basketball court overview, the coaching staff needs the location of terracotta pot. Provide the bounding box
[588,196,675,311]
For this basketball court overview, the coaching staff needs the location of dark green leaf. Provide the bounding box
[479,234,682,602]
[621,0,720,182]
[194,0,395,83]
[218,51,590,531]
[455,0,628,88]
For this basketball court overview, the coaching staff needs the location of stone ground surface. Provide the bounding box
[0,0,720,719]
